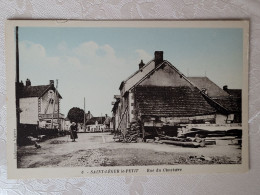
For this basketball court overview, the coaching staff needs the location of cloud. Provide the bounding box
[72,41,128,71]
[102,44,115,56]
[20,41,46,59]
[19,40,153,115]
[57,41,69,53]
[19,41,83,69]
[73,41,99,57]
[135,49,153,63]
[20,41,62,67]
[20,40,151,73]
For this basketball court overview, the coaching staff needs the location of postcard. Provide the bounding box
[6,20,249,179]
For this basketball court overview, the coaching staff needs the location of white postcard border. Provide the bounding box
[6,20,249,179]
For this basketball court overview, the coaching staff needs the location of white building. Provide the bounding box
[18,79,64,130]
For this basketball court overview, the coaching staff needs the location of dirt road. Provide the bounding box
[17,133,241,168]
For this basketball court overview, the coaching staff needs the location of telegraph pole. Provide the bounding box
[16,26,20,127]
[51,80,58,129]
[57,80,60,130]
[83,97,86,132]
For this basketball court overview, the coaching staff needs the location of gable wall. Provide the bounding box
[40,90,59,114]
[123,61,155,94]
[139,64,192,87]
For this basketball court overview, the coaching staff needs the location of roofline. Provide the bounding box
[128,60,166,92]
[128,60,195,92]
[119,59,154,90]
[225,89,242,91]
[126,59,230,113]
[20,84,62,99]
[163,62,230,112]
[139,112,217,118]
[187,76,230,97]
[40,85,62,99]
[200,92,229,113]
[119,81,125,90]
[164,60,196,87]
[125,59,154,82]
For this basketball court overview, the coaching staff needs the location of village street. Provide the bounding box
[17,132,241,168]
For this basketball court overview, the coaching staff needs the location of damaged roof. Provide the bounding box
[135,86,216,117]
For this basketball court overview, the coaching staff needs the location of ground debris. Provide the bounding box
[175,155,240,164]
[17,133,242,168]
[49,140,66,144]
[159,135,205,147]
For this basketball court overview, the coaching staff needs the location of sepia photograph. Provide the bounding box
[6,20,249,178]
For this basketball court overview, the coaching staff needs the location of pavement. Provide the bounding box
[17,132,242,168]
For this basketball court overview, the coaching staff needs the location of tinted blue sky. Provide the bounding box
[18,27,243,116]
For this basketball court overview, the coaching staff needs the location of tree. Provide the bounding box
[67,107,85,124]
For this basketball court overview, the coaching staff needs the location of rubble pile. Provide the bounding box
[113,121,141,143]
[175,155,241,164]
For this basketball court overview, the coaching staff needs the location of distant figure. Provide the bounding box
[34,141,41,149]
[70,122,78,142]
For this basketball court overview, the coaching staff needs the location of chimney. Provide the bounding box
[223,85,228,91]
[139,60,145,69]
[154,51,164,67]
[25,78,31,86]
[49,80,54,86]
[20,80,24,87]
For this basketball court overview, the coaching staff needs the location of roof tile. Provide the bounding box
[135,86,216,117]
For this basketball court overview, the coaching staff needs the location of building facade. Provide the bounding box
[85,114,112,132]
[18,79,64,130]
[112,51,242,138]
[86,116,106,132]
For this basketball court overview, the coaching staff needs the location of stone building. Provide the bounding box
[112,51,241,138]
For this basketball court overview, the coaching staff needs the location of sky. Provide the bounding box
[18,26,243,117]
